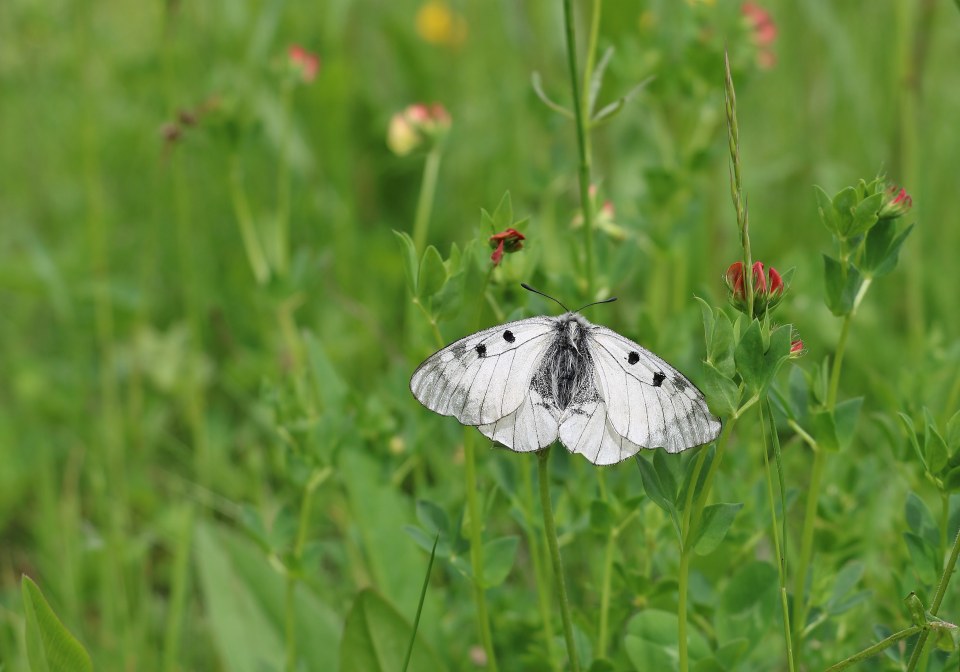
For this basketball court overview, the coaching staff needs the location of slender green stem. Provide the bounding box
[538,447,580,672]
[412,148,442,254]
[581,0,603,160]
[402,533,439,672]
[760,402,796,671]
[521,460,560,671]
[678,549,692,672]
[905,525,960,671]
[229,153,271,284]
[275,83,293,276]
[465,430,499,672]
[826,625,924,672]
[161,505,194,672]
[561,0,595,297]
[284,469,327,672]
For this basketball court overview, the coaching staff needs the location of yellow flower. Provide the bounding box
[416,1,467,47]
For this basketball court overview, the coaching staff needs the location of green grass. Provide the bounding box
[2,0,960,670]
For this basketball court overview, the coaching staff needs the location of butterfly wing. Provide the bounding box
[558,385,645,465]
[410,317,557,426]
[585,325,721,454]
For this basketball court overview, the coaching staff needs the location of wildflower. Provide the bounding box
[741,2,777,69]
[790,338,804,358]
[878,184,913,220]
[489,228,525,266]
[415,0,467,47]
[387,103,451,156]
[725,260,785,317]
[287,44,320,83]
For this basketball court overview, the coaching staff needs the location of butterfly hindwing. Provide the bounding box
[587,326,721,453]
[477,386,560,452]
[410,317,556,425]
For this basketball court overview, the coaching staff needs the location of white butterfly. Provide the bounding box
[410,285,721,465]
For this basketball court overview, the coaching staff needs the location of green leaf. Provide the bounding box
[194,522,341,672]
[653,450,679,505]
[393,230,419,294]
[926,427,949,475]
[862,221,914,278]
[625,609,710,670]
[814,185,840,235]
[946,410,960,453]
[943,467,960,492]
[903,532,938,585]
[899,413,926,468]
[822,254,863,316]
[734,321,792,392]
[635,454,674,518]
[695,297,714,351]
[489,191,514,232]
[832,186,859,238]
[431,269,465,322]
[834,397,863,451]
[825,561,869,615]
[417,245,446,299]
[21,576,93,672]
[415,500,449,536]
[340,590,445,672]
[481,536,519,588]
[692,502,743,555]
[720,561,778,614]
[810,409,840,453]
[848,191,884,237]
[905,492,938,547]
[702,362,739,417]
[710,311,736,378]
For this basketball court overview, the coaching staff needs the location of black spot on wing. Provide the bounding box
[653,371,666,387]
[627,351,640,365]
[476,344,487,357]
[503,330,515,343]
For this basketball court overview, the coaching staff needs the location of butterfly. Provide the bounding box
[410,284,721,465]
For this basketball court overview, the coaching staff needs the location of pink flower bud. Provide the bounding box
[725,260,786,317]
[752,261,767,295]
[790,339,804,358]
[386,103,452,156]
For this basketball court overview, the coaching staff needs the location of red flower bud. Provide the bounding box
[879,184,913,220]
[288,45,320,83]
[768,266,784,296]
[489,228,525,266]
[724,260,786,317]
[790,339,804,358]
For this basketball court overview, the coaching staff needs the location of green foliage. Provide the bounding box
[21,577,93,672]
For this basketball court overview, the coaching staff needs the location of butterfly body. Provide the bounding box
[411,311,720,465]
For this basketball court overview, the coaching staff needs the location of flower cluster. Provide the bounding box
[488,228,525,266]
[387,103,452,156]
[287,45,320,83]
[741,2,777,70]
[725,260,785,317]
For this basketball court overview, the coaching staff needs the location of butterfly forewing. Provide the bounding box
[410,317,556,425]
[587,326,720,453]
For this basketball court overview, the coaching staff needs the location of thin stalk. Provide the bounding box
[598,509,638,660]
[412,148,442,254]
[538,447,580,672]
[760,402,796,671]
[905,525,960,671]
[826,625,925,672]
[161,505,195,672]
[284,469,328,672]
[561,0,595,297]
[581,0,603,159]
[724,51,753,317]
[229,153,271,284]
[465,429,499,671]
[275,83,293,276]
[402,534,440,672]
[521,461,560,671]
[678,549,692,672]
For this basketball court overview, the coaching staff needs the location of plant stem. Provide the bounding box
[905,525,960,671]
[521,460,560,670]
[275,83,293,276]
[581,0,603,159]
[412,148,442,254]
[826,625,925,672]
[465,429,499,671]
[561,0,595,298]
[402,533,439,672]
[760,402,796,671]
[678,549,692,672]
[538,447,580,672]
[161,505,194,672]
[284,468,328,672]
[229,153,271,284]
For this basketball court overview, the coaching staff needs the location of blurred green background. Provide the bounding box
[2,0,959,670]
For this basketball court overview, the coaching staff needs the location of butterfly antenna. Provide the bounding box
[520,283,571,313]
[574,296,618,312]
